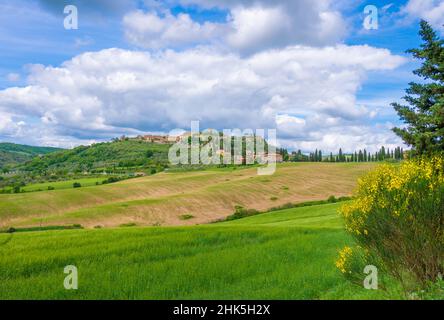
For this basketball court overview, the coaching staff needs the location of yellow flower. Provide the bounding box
[335,246,353,274]
[340,156,444,237]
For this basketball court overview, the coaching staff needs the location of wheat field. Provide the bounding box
[0,163,375,228]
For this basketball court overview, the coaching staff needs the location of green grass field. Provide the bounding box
[0,202,402,299]
[20,177,107,192]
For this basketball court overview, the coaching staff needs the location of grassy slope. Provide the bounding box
[0,143,62,168]
[20,177,107,192]
[0,163,376,228]
[0,202,401,299]
[0,151,30,168]
[0,143,62,154]
[17,140,170,172]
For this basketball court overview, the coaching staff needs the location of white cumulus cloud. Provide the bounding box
[0,45,406,151]
[123,10,228,49]
[124,0,347,54]
[403,0,444,31]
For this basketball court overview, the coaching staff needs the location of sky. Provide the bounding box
[0,0,443,152]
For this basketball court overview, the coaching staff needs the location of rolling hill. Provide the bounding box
[0,201,401,299]
[0,162,376,228]
[0,143,62,169]
[16,139,171,173]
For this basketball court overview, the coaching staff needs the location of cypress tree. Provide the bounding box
[392,21,444,155]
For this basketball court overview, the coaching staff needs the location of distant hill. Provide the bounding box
[5,134,271,174]
[0,143,63,169]
[17,139,171,173]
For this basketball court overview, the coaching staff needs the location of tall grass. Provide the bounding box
[0,203,401,299]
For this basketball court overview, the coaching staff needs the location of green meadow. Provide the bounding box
[19,177,107,192]
[0,202,402,300]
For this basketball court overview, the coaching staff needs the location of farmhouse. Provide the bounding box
[267,153,284,163]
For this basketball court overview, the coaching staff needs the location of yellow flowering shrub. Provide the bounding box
[338,156,444,289]
[335,246,353,274]
[335,245,371,286]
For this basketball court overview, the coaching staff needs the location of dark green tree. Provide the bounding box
[392,21,444,155]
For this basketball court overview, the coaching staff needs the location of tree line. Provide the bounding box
[281,146,405,162]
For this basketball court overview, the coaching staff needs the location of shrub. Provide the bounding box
[7,227,16,233]
[47,186,55,190]
[179,214,195,220]
[225,206,259,221]
[102,177,120,184]
[338,156,444,291]
[73,182,81,188]
[119,223,137,227]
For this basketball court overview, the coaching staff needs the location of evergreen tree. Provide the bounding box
[392,21,444,155]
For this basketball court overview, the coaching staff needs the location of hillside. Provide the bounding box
[0,202,400,299]
[16,139,171,173]
[0,143,62,169]
[0,162,376,228]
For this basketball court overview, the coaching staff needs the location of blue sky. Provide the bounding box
[0,0,421,84]
[0,0,442,152]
